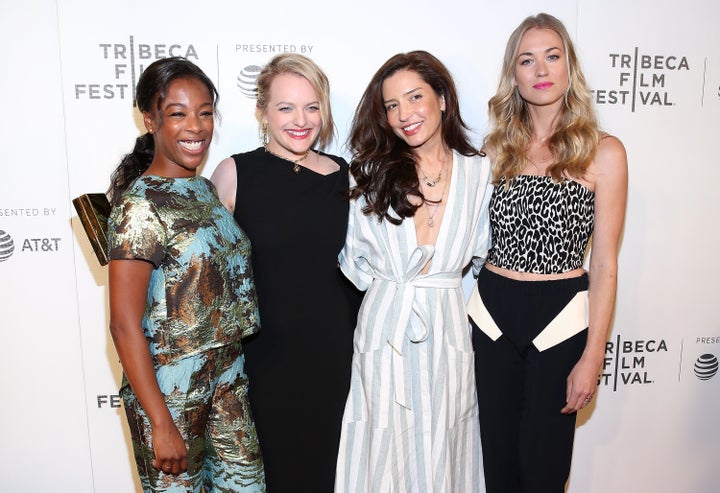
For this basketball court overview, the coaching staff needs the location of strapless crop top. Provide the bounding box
[486,175,594,274]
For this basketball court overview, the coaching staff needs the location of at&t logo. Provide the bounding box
[0,230,15,262]
[694,354,719,380]
[21,238,61,252]
[237,65,262,99]
[0,230,62,262]
[233,43,315,99]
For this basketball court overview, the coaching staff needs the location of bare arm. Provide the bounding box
[562,135,628,414]
[108,259,188,474]
[210,157,237,213]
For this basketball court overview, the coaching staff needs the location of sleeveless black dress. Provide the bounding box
[231,147,360,492]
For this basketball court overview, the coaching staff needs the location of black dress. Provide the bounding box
[231,147,360,492]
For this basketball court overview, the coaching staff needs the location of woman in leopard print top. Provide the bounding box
[468,13,628,493]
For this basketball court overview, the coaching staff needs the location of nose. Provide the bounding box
[294,108,307,127]
[535,59,548,77]
[186,113,202,132]
[397,102,411,122]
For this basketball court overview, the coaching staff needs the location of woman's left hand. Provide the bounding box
[561,355,600,414]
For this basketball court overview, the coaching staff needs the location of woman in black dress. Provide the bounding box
[211,53,360,492]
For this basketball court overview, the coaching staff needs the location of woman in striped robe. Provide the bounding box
[336,50,493,493]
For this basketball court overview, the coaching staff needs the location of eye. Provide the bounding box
[307,105,320,112]
[519,58,532,66]
[200,110,214,117]
[410,93,423,102]
[385,102,397,111]
[169,111,185,118]
[548,54,560,62]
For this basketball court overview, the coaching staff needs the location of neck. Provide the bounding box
[527,104,562,143]
[414,143,451,170]
[145,160,196,179]
[265,143,310,163]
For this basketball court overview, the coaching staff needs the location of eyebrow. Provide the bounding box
[163,101,213,109]
[273,100,320,106]
[383,87,421,104]
[517,46,562,58]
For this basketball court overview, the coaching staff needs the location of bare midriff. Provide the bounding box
[484,262,585,281]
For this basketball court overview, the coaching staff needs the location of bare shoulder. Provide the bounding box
[594,134,628,177]
[209,157,237,212]
[210,157,237,184]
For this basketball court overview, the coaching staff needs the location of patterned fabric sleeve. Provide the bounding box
[107,193,166,267]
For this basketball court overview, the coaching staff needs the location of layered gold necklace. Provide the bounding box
[419,158,449,228]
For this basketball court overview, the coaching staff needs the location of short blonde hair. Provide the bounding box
[255,53,335,150]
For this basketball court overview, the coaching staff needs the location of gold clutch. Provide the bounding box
[72,193,112,266]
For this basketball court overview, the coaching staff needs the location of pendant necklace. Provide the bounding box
[418,165,442,187]
[422,164,448,228]
[418,151,448,187]
[264,144,311,174]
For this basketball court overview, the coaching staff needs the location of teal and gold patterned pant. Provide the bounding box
[121,343,265,492]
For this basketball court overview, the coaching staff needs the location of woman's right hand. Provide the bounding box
[151,421,188,475]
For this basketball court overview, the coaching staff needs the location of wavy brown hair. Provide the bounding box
[255,53,335,150]
[484,13,600,183]
[348,51,477,224]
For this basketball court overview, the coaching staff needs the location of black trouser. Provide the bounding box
[472,268,588,493]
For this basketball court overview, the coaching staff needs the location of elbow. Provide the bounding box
[590,261,617,276]
[108,318,137,343]
[589,254,618,276]
[108,320,124,342]
[588,260,619,288]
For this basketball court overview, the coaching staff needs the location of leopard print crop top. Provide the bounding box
[486,175,594,274]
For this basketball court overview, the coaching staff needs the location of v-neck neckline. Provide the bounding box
[406,151,458,273]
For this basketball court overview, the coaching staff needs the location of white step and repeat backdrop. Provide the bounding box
[1,0,718,491]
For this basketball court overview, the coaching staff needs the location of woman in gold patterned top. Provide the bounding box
[106,57,265,492]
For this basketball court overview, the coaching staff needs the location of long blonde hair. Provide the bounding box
[484,13,600,183]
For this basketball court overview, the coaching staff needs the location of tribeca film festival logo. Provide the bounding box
[591,48,690,111]
[74,36,199,102]
[599,334,668,391]
[235,43,315,99]
[97,393,122,409]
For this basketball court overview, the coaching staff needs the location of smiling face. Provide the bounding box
[143,77,214,178]
[382,69,446,151]
[513,27,570,111]
[260,72,322,160]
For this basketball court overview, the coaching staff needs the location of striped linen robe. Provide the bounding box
[336,152,493,492]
